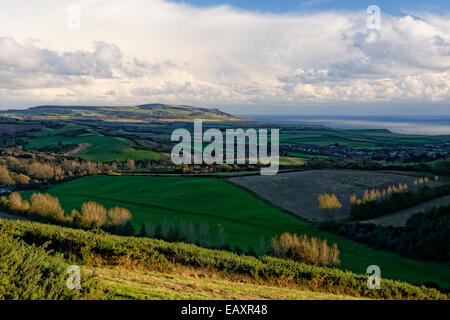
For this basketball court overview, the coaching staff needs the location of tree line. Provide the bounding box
[350,184,450,220]
[0,192,134,235]
[322,204,449,262]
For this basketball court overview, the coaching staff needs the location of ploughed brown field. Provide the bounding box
[228,169,425,221]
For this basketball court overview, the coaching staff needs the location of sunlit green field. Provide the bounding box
[26,175,450,288]
[24,125,162,162]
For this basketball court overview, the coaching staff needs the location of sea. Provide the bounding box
[240,115,450,136]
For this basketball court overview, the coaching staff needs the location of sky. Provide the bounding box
[169,0,450,16]
[1,0,450,115]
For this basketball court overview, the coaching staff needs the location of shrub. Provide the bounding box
[26,162,55,179]
[318,193,342,223]
[106,207,132,227]
[0,232,109,300]
[178,221,196,244]
[7,192,30,212]
[79,202,108,228]
[217,225,227,249]
[0,165,14,186]
[15,173,31,185]
[160,220,175,240]
[29,193,67,223]
[270,232,340,267]
[198,223,210,247]
[143,221,157,238]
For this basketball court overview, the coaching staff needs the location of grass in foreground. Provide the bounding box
[89,267,364,300]
[25,175,450,289]
[1,218,447,300]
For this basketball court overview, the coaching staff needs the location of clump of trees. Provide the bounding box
[29,193,67,222]
[350,184,450,220]
[0,164,32,188]
[0,192,134,235]
[322,205,449,262]
[270,232,340,267]
[0,164,14,186]
[318,193,342,223]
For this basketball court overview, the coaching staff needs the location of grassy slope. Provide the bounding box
[0,225,359,300]
[1,104,241,122]
[27,175,450,288]
[91,267,362,300]
[24,125,162,162]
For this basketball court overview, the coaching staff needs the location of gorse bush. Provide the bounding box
[270,233,340,267]
[0,232,109,300]
[0,219,446,300]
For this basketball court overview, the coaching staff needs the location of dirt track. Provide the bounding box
[65,143,92,156]
[228,169,421,221]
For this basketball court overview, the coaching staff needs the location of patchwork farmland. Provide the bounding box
[228,170,426,221]
[21,123,163,162]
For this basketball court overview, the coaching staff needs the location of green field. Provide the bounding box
[278,128,450,148]
[90,267,362,300]
[0,104,241,122]
[26,175,450,288]
[288,152,332,159]
[24,125,162,162]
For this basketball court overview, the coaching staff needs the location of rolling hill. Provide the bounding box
[0,104,243,123]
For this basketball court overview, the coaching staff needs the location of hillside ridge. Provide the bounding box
[0,103,243,123]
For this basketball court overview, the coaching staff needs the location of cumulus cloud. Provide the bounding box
[0,0,449,110]
[0,37,167,78]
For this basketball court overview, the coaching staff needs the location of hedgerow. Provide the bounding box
[0,219,447,300]
[350,184,450,220]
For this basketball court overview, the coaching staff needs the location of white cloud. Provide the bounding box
[0,0,449,111]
